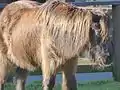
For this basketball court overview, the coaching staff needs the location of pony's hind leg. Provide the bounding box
[0,54,11,90]
[0,75,4,90]
[0,84,4,90]
[15,67,28,90]
[62,59,77,90]
[0,71,5,90]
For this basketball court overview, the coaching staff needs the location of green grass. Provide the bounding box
[4,80,120,90]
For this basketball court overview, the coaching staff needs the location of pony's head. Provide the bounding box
[89,11,111,70]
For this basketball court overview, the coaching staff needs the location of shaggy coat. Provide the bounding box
[1,0,108,71]
[0,0,109,90]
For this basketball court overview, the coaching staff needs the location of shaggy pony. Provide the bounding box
[0,0,109,90]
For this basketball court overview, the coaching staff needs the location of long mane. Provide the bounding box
[39,0,108,60]
[39,0,93,59]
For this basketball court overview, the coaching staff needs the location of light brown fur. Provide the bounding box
[0,0,109,90]
[5,0,108,71]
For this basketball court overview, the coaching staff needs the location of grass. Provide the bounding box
[4,80,120,90]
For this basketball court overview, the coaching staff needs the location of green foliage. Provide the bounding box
[4,83,15,90]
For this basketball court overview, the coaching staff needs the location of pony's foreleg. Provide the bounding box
[41,58,56,90]
[62,59,77,90]
[41,46,56,90]
[41,61,56,90]
[15,67,28,90]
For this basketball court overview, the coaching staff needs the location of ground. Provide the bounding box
[5,80,120,90]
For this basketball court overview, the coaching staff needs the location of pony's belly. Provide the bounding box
[8,35,40,71]
[8,45,37,71]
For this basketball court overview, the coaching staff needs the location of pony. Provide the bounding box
[0,0,109,90]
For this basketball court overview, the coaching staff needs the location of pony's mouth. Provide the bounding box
[92,53,113,70]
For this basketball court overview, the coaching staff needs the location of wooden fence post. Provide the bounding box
[112,5,120,81]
